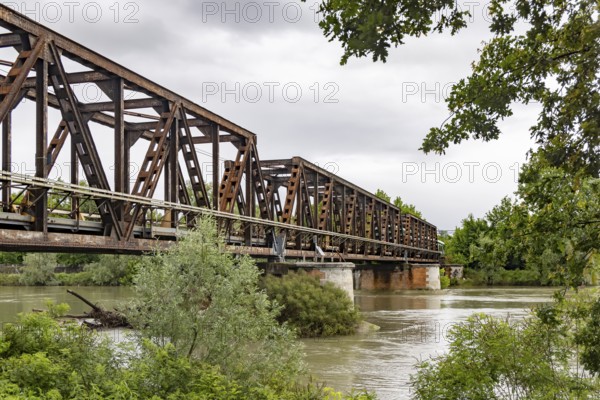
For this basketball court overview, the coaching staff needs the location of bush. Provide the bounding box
[127,216,303,388]
[439,269,450,289]
[0,310,377,399]
[19,253,57,286]
[84,254,138,286]
[411,293,600,398]
[264,271,360,337]
[0,274,21,286]
[0,311,267,399]
[54,271,93,286]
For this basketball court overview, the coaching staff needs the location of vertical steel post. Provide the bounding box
[212,124,219,210]
[2,112,11,211]
[34,58,48,233]
[113,78,125,224]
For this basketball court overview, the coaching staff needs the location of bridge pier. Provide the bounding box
[265,262,355,300]
[354,264,441,291]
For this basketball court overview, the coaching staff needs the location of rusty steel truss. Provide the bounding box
[0,5,440,263]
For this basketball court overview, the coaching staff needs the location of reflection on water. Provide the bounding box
[302,288,556,399]
[0,286,556,399]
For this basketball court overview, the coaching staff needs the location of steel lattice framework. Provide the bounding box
[0,6,440,263]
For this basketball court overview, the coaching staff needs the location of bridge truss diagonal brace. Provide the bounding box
[125,102,180,240]
[179,108,210,209]
[219,141,250,214]
[47,41,123,239]
[0,34,47,124]
[249,142,272,222]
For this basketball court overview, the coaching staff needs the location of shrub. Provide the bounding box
[264,271,360,337]
[84,254,138,286]
[127,216,303,388]
[411,293,600,398]
[54,271,93,286]
[0,274,21,286]
[19,253,57,286]
[439,269,450,289]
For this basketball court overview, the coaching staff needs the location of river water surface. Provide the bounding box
[0,286,556,399]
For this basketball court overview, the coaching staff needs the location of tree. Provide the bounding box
[0,252,24,265]
[444,214,488,267]
[126,216,303,387]
[84,254,139,286]
[516,162,600,287]
[393,196,423,219]
[411,295,600,399]
[312,0,600,175]
[56,253,100,267]
[375,189,424,218]
[374,189,391,203]
[19,253,57,286]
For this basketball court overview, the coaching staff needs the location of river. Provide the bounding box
[0,286,556,399]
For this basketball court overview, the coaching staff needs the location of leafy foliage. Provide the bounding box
[56,253,100,267]
[443,161,599,287]
[311,0,467,65]
[0,310,348,400]
[127,216,304,388]
[19,253,57,286]
[411,291,600,399]
[313,0,600,175]
[264,271,360,337]
[576,296,600,375]
[84,254,139,286]
[0,252,24,265]
[439,269,450,289]
[375,189,424,219]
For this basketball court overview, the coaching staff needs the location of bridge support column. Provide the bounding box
[354,264,441,291]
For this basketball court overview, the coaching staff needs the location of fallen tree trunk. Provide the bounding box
[66,290,131,329]
[67,289,102,312]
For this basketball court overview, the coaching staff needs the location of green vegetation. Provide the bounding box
[0,251,24,265]
[411,291,600,398]
[19,253,58,286]
[127,217,303,386]
[439,269,450,289]
[442,163,600,287]
[0,310,375,399]
[84,255,139,286]
[0,253,141,287]
[263,271,360,337]
[375,189,423,219]
[0,217,376,399]
[309,0,600,396]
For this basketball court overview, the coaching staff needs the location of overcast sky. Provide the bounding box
[0,0,540,230]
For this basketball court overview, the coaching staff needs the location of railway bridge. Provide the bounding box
[0,6,442,290]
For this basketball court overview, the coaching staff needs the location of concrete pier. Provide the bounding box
[264,262,442,295]
[354,264,441,291]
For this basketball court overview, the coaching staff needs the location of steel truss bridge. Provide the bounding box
[0,6,440,263]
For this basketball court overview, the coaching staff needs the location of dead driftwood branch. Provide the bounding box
[66,289,102,312]
[65,290,131,329]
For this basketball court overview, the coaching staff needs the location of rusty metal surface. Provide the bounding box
[0,6,440,263]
